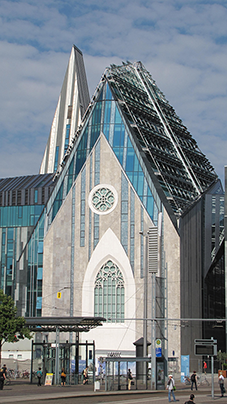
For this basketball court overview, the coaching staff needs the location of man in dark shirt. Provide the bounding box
[2,364,7,376]
[184,393,195,403]
[0,367,6,390]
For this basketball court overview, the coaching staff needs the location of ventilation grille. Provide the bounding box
[148,226,158,273]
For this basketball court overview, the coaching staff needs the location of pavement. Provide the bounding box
[0,375,226,404]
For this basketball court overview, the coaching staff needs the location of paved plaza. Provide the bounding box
[0,376,226,404]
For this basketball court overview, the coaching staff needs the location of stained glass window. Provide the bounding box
[94,260,124,322]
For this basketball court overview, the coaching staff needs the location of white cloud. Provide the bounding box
[0,0,226,184]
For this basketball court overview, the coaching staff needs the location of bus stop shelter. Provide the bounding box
[25,316,105,385]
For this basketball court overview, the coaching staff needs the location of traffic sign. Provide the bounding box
[194,339,217,344]
[194,338,217,356]
[195,344,217,356]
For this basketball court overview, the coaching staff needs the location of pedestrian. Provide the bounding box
[2,364,7,377]
[166,374,176,402]
[61,367,66,386]
[37,367,42,386]
[203,361,207,374]
[184,393,195,403]
[191,370,197,390]
[82,367,88,385]
[0,367,6,390]
[218,372,225,397]
[127,368,133,390]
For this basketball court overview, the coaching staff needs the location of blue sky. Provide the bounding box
[0,0,227,184]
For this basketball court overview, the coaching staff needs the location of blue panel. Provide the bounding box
[121,201,128,215]
[54,146,59,172]
[67,157,74,193]
[105,83,113,100]
[36,297,42,310]
[64,124,70,153]
[115,106,122,124]
[38,242,43,254]
[113,125,121,146]
[95,140,100,186]
[137,172,144,196]
[75,126,88,176]
[37,267,43,280]
[147,187,154,220]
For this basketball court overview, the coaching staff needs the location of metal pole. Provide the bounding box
[30,340,33,383]
[55,326,59,385]
[151,271,156,390]
[211,355,214,399]
[143,232,148,383]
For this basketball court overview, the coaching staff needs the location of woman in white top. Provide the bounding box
[218,373,225,397]
[166,374,176,402]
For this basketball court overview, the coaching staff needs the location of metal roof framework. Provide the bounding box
[25,316,106,333]
[106,62,217,214]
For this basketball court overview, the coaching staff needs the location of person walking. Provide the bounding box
[61,367,66,386]
[191,371,197,390]
[0,367,6,390]
[37,367,42,386]
[218,373,225,397]
[166,374,176,402]
[203,361,207,374]
[2,364,7,377]
[82,367,88,385]
[127,369,133,390]
[184,393,195,403]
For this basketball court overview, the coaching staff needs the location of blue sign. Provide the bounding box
[181,355,190,383]
[156,347,162,357]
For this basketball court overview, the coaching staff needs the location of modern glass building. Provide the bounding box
[0,48,225,370]
[0,174,54,308]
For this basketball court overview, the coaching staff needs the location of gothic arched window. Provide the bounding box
[94,260,125,322]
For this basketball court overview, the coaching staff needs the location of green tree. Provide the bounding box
[0,289,32,361]
[217,351,227,370]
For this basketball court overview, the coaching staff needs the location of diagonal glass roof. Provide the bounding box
[105,62,218,214]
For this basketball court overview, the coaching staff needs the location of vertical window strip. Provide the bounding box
[93,141,100,250]
[94,140,100,186]
[89,209,92,260]
[141,207,144,278]
[64,124,70,153]
[86,124,92,158]
[80,168,86,247]
[121,173,128,254]
[108,102,116,147]
[54,146,59,172]
[89,153,93,260]
[93,213,99,249]
[1,230,6,291]
[130,188,135,274]
[70,184,75,317]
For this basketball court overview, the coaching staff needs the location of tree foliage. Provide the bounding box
[0,289,32,359]
[217,351,227,370]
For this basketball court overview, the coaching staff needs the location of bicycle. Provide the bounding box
[5,375,11,385]
[183,376,191,385]
[197,375,210,386]
[21,370,29,379]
